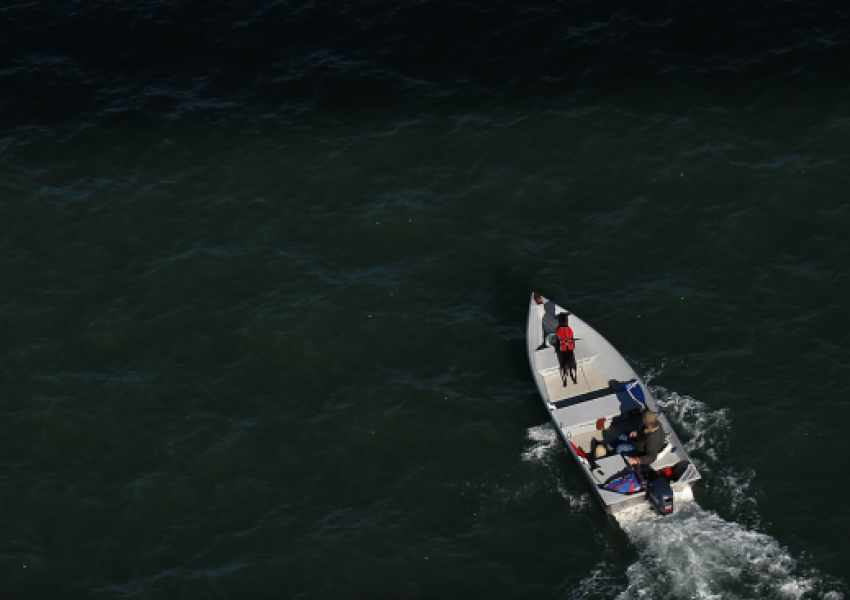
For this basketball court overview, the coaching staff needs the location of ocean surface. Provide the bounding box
[1,1,849,598]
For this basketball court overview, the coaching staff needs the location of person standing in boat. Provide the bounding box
[626,410,665,467]
[556,312,577,386]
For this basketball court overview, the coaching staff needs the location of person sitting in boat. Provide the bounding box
[556,312,577,385]
[625,410,665,468]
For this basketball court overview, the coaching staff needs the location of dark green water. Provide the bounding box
[3,0,850,588]
[2,84,849,598]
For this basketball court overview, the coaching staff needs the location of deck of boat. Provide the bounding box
[532,339,612,405]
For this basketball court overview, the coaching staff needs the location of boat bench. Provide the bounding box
[588,454,633,485]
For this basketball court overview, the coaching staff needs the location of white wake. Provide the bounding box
[615,500,835,599]
[613,388,843,599]
[522,385,845,599]
[521,422,560,463]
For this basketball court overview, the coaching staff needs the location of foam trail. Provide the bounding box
[522,387,844,597]
[656,389,731,466]
[522,423,592,510]
[522,422,560,463]
[615,501,838,599]
[572,561,629,598]
[612,386,845,599]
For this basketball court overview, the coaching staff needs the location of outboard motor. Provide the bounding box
[647,478,674,515]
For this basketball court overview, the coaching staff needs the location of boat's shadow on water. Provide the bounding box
[488,266,546,385]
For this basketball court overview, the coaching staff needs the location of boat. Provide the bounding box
[525,292,701,515]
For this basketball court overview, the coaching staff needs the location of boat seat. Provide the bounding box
[577,432,680,473]
[535,345,560,376]
[650,439,686,471]
[587,454,632,485]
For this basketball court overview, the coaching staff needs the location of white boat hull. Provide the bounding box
[526,293,700,514]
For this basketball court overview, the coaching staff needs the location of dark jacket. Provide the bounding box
[634,425,666,466]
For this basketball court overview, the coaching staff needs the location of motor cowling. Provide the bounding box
[647,478,674,515]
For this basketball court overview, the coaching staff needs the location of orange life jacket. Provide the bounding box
[556,326,575,352]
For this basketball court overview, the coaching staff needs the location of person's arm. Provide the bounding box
[625,429,647,465]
